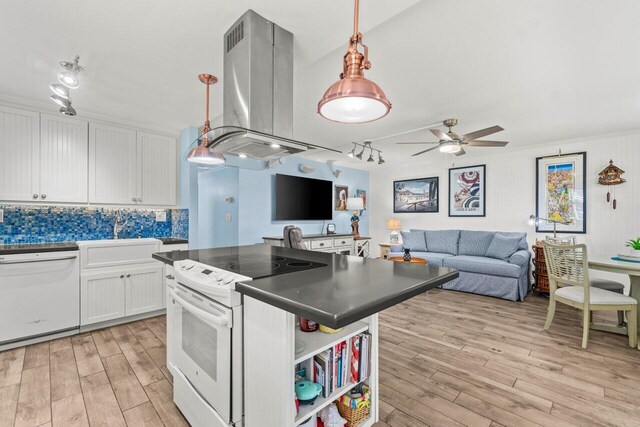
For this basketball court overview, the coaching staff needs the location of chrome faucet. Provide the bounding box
[113,211,128,240]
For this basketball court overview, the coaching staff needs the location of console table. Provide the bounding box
[263,233,355,255]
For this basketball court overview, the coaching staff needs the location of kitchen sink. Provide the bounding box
[77,238,160,269]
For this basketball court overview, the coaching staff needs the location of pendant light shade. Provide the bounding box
[317,0,391,124]
[186,74,226,165]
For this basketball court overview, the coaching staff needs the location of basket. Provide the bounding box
[336,385,370,427]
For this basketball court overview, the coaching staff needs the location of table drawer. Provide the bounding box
[334,237,354,247]
[310,239,333,250]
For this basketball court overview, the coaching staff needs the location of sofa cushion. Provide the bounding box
[388,251,455,267]
[420,230,461,255]
[500,231,528,251]
[443,255,522,278]
[486,233,522,261]
[458,230,495,257]
[400,231,427,252]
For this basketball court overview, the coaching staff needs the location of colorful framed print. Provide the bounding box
[536,152,586,234]
[356,189,367,216]
[448,165,486,217]
[335,185,348,211]
[393,177,439,213]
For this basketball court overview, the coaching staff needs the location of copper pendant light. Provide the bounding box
[187,74,226,165]
[317,0,391,124]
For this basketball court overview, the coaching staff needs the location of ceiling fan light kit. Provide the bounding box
[317,0,391,124]
[186,73,226,165]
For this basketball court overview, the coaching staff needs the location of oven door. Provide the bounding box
[169,284,233,422]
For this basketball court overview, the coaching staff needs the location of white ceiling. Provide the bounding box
[2,0,640,168]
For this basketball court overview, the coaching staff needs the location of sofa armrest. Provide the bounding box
[391,244,403,252]
[509,249,531,267]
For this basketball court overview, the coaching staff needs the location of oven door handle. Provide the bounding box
[169,289,230,328]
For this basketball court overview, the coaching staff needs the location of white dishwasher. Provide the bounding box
[0,250,80,346]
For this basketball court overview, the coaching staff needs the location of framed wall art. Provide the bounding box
[335,185,348,211]
[448,165,486,217]
[536,152,586,234]
[393,177,439,213]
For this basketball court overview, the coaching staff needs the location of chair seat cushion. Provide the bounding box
[442,255,522,278]
[555,286,637,305]
[589,278,625,293]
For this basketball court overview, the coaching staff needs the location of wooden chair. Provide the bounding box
[542,242,638,349]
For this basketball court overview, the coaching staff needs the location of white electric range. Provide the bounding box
[167,254,326,427]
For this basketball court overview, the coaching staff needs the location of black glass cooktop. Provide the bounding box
[202,254,326,279]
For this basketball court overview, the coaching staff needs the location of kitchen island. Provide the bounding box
[154,245,458,427]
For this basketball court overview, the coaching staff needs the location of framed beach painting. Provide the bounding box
[335,185,348,211]
[448,165,486,217]
[393,177,439,213]
[536,152,586,234]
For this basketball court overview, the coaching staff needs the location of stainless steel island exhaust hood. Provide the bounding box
[188,10,341,163]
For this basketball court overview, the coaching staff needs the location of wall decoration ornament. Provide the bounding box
[448,165,485,217]
[536,152,586,234]
[393,177,439,213]
[598,159,625,210]
[335,185,349,211]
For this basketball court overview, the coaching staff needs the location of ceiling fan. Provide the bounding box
[397,118,509,157]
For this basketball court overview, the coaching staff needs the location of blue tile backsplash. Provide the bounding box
[0,206,189,244]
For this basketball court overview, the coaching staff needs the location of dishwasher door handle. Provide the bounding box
[0,255,78,265]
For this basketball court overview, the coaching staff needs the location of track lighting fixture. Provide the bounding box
[57,56,84,89]
[60,104,76,116]
[50,95,69,108]
[49,84,69,99]
[348,140,385,165]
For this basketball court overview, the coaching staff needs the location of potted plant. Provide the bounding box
[625,237,640,259]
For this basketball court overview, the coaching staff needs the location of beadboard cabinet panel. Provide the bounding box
[88,123,137,204]
[81,270,127,325]
[137,132,177,206]
[126,264,164,316]
[39,114,89,203]
[0,106,39,201]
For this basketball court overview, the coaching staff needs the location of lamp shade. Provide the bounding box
[386,219,400,230]
[186,145,225,165]
[318,77,391,124]
[347,197,364,210]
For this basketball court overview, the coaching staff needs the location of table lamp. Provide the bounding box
[387,218,401,244]
[347,197,364,237]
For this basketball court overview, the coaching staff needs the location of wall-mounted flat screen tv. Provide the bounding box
[275,174,332,220]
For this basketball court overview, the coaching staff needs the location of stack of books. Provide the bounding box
[312,332,371,398]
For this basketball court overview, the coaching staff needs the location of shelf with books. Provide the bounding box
[294,320,368,365]
[294,378,368,426]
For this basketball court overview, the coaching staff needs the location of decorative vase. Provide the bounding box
[403,248,411,262]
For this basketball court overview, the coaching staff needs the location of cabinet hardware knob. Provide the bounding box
[131,198,137,202]
[137,198,142,202]
[166,274,175,280]
[33,194,39,199]
[126,274,131,278]
[120,275,124,278]
[41,194,46,199]
[319,243,324,246]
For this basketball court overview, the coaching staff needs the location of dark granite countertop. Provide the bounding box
[158,237,188,245]
[0,242,79,255]
[263,233,354,240]
[153,245,458,328]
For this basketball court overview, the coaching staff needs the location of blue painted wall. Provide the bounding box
[196,166,240,249]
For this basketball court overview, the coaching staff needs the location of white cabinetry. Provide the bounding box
[81,270,127,325]
[0,106,39,201]
[39,114,89,202]
[89,124,177,206]
[126,264,164,315]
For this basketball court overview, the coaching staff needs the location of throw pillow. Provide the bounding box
[423,230,460,255]
[400,231,427,252]
[486,233,522,261]
[458,230,495,257]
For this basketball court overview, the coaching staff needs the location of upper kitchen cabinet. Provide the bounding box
[137,132,177,206]
[88,123,137,204]
[40,114,89,203]
[0,106,39,201]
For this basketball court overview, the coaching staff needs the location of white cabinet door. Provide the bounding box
[81,270,126,326]
[137,132,177,206]
[126,264,163,316]
[89,123,137,204]
[0,106,39,201]
[40,114,88,203]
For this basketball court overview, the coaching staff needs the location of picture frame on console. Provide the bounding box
[535,151,587,234]
[393,177,439,213]
[448,165,486,217]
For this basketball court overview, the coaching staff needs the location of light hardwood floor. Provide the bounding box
[1,289,639,426]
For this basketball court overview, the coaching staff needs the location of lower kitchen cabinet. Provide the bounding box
[81,264,163,326]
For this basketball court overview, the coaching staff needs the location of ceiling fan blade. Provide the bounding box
[411,145,440,156]
[396,141,439,145]
[462,125,504,141]
[454,147,466,156]
[430,129,452,141]
[468,140,509,147]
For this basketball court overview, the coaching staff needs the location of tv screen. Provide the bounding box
[275,174,333,220]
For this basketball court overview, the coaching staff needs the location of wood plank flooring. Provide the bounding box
[0,289,639,426]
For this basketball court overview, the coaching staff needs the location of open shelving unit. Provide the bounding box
[294,320,369,364]
[294,378,367,426]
